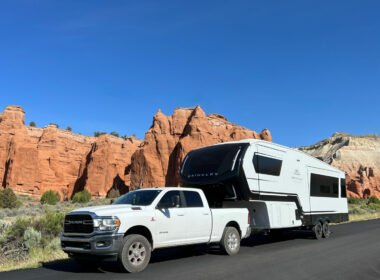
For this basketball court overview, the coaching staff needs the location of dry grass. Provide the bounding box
[0,242,68,272]
[348,212,380,223]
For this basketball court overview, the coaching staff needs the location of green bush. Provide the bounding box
[72,189,92,203]
[0,220,10,235]
[6,217,31,241]
[0,188,21,209]
[94,131,106,137]
[23,227,41,249]
[40,190,60,205]
[368,203,380,211]
[367,196,380,205]
[349,207,367,215]
[49,123,59,128]
[348,197,360,204]
[33,210,65,237]
[107,188,120,199]
[66,126,72,132]
[110,131,119,137]
[29,121,36,127]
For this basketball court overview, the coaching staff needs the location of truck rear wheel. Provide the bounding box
[118,234,151,273]
[220,226,240,256]
[322,221,330,238]
[312,222,323,240]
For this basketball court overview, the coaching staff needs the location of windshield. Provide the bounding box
[181,144,244,180]
[114,190,162,206]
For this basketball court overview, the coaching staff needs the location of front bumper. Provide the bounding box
[61,233,124,256]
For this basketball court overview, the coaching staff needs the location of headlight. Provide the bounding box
[93,218,120,231]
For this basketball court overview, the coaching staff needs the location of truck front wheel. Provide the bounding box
[220,226,241,256]
[118,234,151,273]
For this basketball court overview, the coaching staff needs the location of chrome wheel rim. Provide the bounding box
[128,242,146,266]
[227,232,238,250]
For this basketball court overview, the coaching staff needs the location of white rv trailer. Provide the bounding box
[180,139,348,239]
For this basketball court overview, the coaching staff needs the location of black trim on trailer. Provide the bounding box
[249,190,348,225]
[303,213,348,225]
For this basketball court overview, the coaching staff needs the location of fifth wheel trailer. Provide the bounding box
[180,139,349,239]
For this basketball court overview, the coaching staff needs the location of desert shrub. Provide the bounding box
[49,123,59,128]
[72,190,91,203]
[23,227,41,249]
[33,211,65,237]
[94,131,106,137]
[0,221,10,235]
[29,121,36,127]
[349,207,366,215]
[0,188,21,209]
[40,190,60,205]
[348,197,360,204]
[368,203,380,211]
[367,196,380,205]
[110,131,119,137]
[107,188,120,199]
[6,218,31,242]
[66,126,72,132]
[47,237,61,251]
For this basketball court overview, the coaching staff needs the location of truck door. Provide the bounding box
[182,190,212,243]
[154,191,188,246]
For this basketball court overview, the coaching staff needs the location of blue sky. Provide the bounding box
[0,0,379,147]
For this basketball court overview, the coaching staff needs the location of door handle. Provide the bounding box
[203,213,209,215]
[177,214,185,216]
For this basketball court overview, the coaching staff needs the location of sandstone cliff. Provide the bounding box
[299,132,380,199]
[0,105,270,199]
[0,105,141,199]
[130,106,272,189]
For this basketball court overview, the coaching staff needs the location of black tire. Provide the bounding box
[118,234,151,273]
[322,221,330,238]
[220,227,241,256]
[312,222,323,240]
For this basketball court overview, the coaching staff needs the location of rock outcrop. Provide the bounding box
[299,132,380,199]
[0,105,141,199]
[0,105,270,198]
[130,106,271,189]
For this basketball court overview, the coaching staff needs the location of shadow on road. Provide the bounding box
[42,230,316,274]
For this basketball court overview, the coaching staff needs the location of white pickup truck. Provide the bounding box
[61,187,250,273]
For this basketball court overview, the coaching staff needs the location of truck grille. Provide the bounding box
[64,214,93,234]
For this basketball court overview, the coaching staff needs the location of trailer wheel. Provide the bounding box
[312,222,323,240]
[118,234,151,273]
[322,221,330,238]
[220,226,240,256]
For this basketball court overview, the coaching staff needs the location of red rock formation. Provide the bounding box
[130,106,272,189]
[299,132,380,199]
[0,105,270,198]
[0,105,141,199]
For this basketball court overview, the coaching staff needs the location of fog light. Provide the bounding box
[96,241,111,248]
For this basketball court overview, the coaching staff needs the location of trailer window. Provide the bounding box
[310,173,339,198]
[181,144,244,180]
[253,154,282,176]
[340,178,347,197]
[183,191,203,207]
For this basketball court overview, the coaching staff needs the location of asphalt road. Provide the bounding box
[2,219,380,280]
